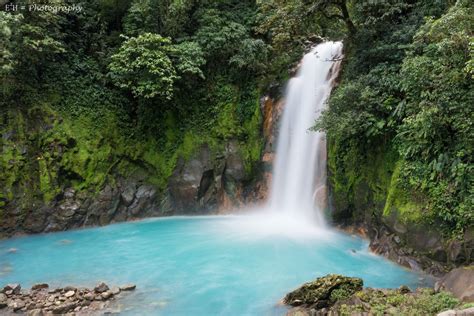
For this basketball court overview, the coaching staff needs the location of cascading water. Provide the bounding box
[269,41,343,226]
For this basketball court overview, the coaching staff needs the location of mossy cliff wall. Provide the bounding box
[0,99,264,238]
[327,140,473,274]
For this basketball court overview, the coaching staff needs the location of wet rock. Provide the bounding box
[101,291,112,300]
[94,282,109,293]
[128,185,157,216]
[84,292,94,301]
[283,274,363,309]
[52,302,76,314]
[11,299,26,311]
[120,185,135,206]
[398,285,411,294]
[27,309,43,316]
[3,283,21,294]
[0,293,7,308]
[110,287,121,295]
[120,284,136,291]
[64,290,75,298]
[63,286,76,292]
[224,140,245,182]
[31,283,49,291]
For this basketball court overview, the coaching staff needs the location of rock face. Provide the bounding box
[0,104,266,238]
[0,138,258,237]
[0,179,161,238]
[245,94,285,203]
[283,274,363,309]
[167,141,252,214]
[436,266,474,302]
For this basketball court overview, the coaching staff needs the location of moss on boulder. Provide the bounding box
[283,274,363,308]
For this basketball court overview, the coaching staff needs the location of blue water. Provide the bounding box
[0,216,430,315]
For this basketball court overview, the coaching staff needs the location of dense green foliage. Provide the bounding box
[1,0,472,242]
[0,0,267,210]
[310,0,472,237]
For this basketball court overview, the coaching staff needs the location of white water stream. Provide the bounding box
[269,41,343,226]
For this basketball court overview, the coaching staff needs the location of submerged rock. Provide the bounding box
[283,274,363,309]
[120,284,136,291]
[94,282,109,293]
[31,283,49,291]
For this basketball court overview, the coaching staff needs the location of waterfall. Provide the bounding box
[269,41,343,226]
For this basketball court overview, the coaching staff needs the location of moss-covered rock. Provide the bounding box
[283,274,363,308]
[0,87,265,237]
[284,276,463,316]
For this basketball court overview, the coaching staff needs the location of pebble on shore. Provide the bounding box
[0,282,136,315]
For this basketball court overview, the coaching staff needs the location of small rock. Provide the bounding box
[3,283,21,294]
[7,248,17,253]
[84,293,94,301]
[5,290,13,295]
[101,291,112,300]
[398,285,411,294]
[31,283,49,291]
[64,290,75,298]
[120,284,136,291]
[0,293,7,308]
[27,309,43,316]
[94,295,103,301]
[12,300,26,311]
[110,287,121,295]
[94,282,109,293]
[52,302,76,314]
[63,286,76,292]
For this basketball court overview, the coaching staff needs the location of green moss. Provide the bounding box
[327,137,427,225]
[38,158,56,202]
[240,97,263,175]
[333,288,460,316]
[383,161,424,223]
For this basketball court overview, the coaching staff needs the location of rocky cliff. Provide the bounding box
[327,143,473,275]
[0,100,266,238]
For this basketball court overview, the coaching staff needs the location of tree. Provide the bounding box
[108,33,178,99]
[108,33,205,100]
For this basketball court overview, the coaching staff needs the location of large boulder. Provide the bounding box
[283,274,363,309]
[436,266,474,302]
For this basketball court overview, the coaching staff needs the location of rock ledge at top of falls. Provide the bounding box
[0,282,136,315]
